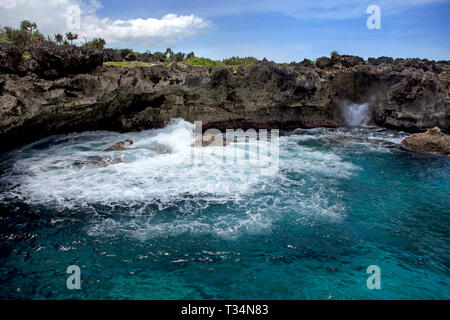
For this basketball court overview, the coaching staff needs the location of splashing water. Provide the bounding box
[0,120,449,299]
[341,102,371,126]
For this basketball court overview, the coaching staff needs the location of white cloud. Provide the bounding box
[0,0,211,47]
[81,14,211,46]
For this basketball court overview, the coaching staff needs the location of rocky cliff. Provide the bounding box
[0,43,449,152]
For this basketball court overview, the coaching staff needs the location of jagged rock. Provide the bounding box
[316,57,333,69]
[102,48,122,62]
[401,127,450,154]
[29,43,103,79]
[0,43,24,74]
[104,139,134,151]
[368,57,394,65]
[74,156,123,168]
[137,52,154,63]
[298,59,315,68]
[192,134,229,147]
[125,53,137,61]
[338,55,365,67]
[0,46,449,153]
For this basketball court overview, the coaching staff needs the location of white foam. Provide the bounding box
[340,102,371,126]
[0,119,372,239]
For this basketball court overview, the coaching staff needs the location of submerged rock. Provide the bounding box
[104,139,134,151]
[192,134,229,147]
[401,127,450,154]
[74,156,123,168]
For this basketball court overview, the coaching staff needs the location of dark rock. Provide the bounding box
[338,55,364,67]
[0,43,24,74]
[298,59,315,68]
[29,43,103,79]
[0,51,449,153]
[74,156,123,168]
[102,48,122,62]
[368,56,394,65]
[137,52,154,63]
[125,53,137,61]
[316,57,333,69]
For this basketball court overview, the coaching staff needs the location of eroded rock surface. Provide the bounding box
[401,127,450,154]
[0,44,449,152]
[104,139,134,151]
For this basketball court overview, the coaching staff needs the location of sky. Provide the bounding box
[0,0,449,62]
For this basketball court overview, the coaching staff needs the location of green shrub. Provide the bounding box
[103,61,152,69]
[153,51,166,62]
[83,37,106,49]
[330,50,340,59]
[222,56,258,66]
[168,52,185,62]
[185,56,222,68]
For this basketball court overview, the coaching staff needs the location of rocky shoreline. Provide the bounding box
[0,43,449,152]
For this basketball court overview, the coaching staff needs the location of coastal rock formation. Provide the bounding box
[0,44,449,152]
[28,43,104,79]
[401,127,450,154]
[104,139,134,151]
[193,134,229,147]
[0,43,25,75]
[74,156,123,168]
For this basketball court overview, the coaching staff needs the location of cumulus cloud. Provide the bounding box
[0,0,211,47]
[81,14,211,46]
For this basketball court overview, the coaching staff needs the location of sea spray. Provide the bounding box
[340,101,371,126]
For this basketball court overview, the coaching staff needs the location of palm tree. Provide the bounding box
[20,20,37,34]
[65,32,78,45]
[54,33,63,45]
[164,48,173,57]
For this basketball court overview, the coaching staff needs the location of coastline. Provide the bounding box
[1,43,449,152]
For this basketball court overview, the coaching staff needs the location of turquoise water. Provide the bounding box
[0,120,449,299]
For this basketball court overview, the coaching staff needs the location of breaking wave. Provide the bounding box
[0,119,407,239]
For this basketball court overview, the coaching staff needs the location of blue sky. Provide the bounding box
[1,0,449,62]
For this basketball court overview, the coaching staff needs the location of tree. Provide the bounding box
[20,20,37,34]
[171,52,185,62]
[65,32,78,45]
[54,33,63,45]
[31,31,45,42]
[164,48,173,57]
[330,50,340,59]
[83,37,106,49]
[153,51,166,62]
[186,51,195,60]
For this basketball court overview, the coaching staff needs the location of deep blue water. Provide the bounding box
[0,121,448,299]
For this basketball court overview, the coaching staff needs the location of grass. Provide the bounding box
[22,53,31,60]
[184,56,222,68]
[0,36,11,44]
[104,56,260,70]
[184,56,258,70]
[103,61,153,69]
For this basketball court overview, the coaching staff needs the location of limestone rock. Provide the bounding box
[104,139,134,151]
[401,127,450,154]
